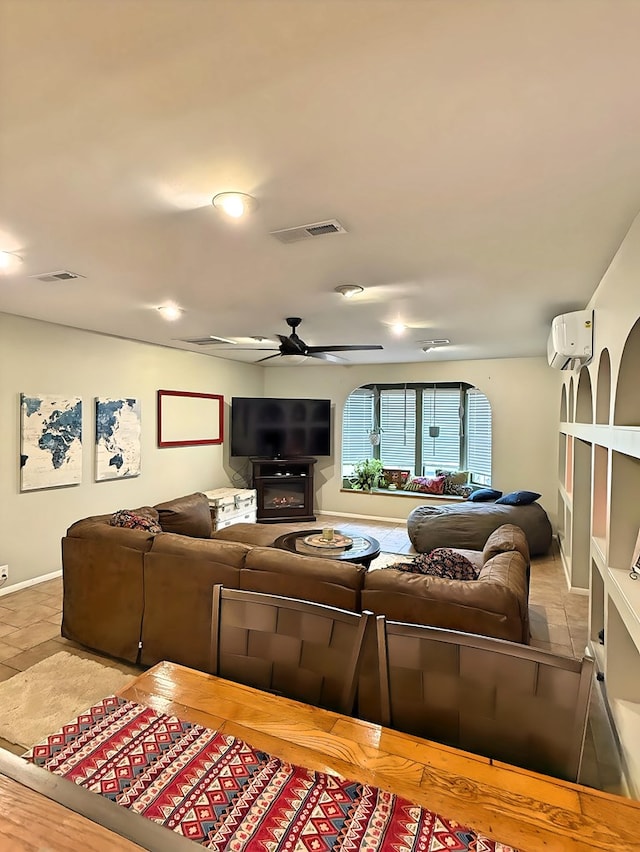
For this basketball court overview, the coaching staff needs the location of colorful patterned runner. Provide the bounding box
[24,696,517,851]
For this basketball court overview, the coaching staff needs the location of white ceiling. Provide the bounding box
[1,0,640,366]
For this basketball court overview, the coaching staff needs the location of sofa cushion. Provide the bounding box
[65,519,156,549]
[242,547,365,612]
[362,567,527,643]
[212,522,299,547]
[495,490,541,506]
[154,492,212,538]
[482,523,530,564]
[110,509,162,533]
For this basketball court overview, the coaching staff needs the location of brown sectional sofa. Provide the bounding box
[61,494,531,682]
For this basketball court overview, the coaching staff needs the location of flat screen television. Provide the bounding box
[230,397,331,458]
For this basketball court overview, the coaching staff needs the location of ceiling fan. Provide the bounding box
[231,317,384,363]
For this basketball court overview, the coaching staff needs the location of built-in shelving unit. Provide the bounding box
[557,315,640,797]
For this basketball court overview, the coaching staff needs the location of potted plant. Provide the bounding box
[351,458,384,492]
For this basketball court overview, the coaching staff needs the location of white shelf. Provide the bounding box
[609,698,640,799]
[591,536,606,574]
[610,427,640,459]
[561,423,640,462]
[608,567,640,655]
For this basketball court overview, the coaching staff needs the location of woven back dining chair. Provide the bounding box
[210,585,373,715]
[376,617,594,782]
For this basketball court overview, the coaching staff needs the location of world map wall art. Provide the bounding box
[95,397,141,481]
[20,394,83,491]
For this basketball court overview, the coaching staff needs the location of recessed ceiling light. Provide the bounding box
[157,304,183,321]
[391,322,407,335]
[334,284,364,298]
[0,250,23,272]
[212,192,258,218]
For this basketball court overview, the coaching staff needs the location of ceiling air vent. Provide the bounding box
[30,270,85,282]
[270,219,347,244]
[179,336,236,346]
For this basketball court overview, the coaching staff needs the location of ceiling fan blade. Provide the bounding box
[255,353,282,363]
[212,347,278,351]
[308,351,346,363]
[306,344,384,353]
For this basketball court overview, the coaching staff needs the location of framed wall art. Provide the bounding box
[95,397,141,480]
[20,393,82,491]
[157,389,224,448]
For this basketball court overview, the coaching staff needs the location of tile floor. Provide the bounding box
[0,513,627,794]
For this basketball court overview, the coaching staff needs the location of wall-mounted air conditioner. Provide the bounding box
[547,310,593,370]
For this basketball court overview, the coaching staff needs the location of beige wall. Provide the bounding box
[264,357,561,523]
[0,312,562,589]
[0,313,263,589]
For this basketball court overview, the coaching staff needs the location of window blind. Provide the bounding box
[379,388,416,471]
[466,388,492,484]
[341,387,375,474]
[421,387,462,470]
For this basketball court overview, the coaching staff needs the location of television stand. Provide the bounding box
[251,457,317,523]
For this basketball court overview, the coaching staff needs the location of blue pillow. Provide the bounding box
[495,490,541,506]
[468,488,502,502]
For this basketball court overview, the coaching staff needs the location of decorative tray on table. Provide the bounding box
[302,533,353,551]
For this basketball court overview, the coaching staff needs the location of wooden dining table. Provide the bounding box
[2,660,639,851]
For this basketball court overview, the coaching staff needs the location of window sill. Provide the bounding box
[339,488,465,501]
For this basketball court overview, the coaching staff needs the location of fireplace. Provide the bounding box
[251,457,317,523]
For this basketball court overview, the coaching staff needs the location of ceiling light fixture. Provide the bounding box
[0,250,23,271]
[278,354,308,365]
[157,304,183,321]
[391,322,407,335]
[334,284,364,299]
[212,192,258,218]
[421,338,450,346]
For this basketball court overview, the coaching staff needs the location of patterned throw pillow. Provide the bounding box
[447,483,474,498]
[408,548,479,580]
[436,469,469,486]
[403,475,446,494]
[110,509,162,534]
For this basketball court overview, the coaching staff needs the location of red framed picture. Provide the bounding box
[157,390,224,447]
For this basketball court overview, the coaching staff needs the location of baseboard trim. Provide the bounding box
[0,569,62,598]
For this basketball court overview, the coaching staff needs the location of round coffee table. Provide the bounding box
[273,529,381,569]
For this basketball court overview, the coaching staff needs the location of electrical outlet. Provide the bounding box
[0,565,8,581]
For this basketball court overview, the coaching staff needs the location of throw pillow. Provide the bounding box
[409,548,478,580]
[495,490,541,506]
[386,560,419,572]
[154,492,212,538]
[110,509,162,534]
[403,475,446,495]
[468,487,503,502]
[447,483,474,498]
[436,469,469,485]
